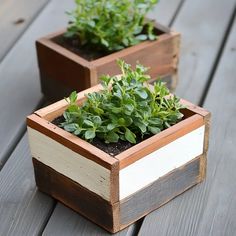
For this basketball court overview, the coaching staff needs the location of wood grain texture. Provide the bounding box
[0,0,49,61]
[42,203,137,236]
[147,0,184,25]
[94,30,180,80]
[194,15,236,236]
[0,0,75,168]
[120,125,205,200]
[174,0,236,104]
[120,156,201,227]
[138,3,236,236]
[33,158,120,233]
[28,127,111,201]
[0,134,55,235]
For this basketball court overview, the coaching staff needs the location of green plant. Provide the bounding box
[65,0,158,52]
[60,60,184,144]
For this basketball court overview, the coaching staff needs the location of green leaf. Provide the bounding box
[148,126,161,134]
[74,127,82,135]
[135,34,148,41]
[107,123,116,131]
[148,117,163,125]
[125,128,136,144]
[85,130,96,140]
[135,88,148,99]
[93,116,102,126]
[84,120,94,127]
[135,122,147,133]
[69,91,77,103]
[106,131,119,143]
[64,123,78,132]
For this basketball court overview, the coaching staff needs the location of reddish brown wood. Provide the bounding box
[36,23,180,101]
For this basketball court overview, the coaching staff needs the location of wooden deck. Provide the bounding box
[0,0,236,235]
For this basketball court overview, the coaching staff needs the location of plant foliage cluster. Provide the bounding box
[60,60,184,144]
[65,0,158,52]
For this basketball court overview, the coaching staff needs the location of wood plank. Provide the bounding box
[138,9,236,236]
[42,203,137,236]
[120,156,201,227]
[40,1,185,234]
[33,158,119,233]
[147,0,184,25]
[0,0,49,61]
[0,134,55,235]
[120,126,205,200]
[174,0,236,104]
[0,0,75,168]
[28,128,112,201]
[192,14,236,236]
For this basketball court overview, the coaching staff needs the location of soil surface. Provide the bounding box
[53,35,109,61]
[52,115,150,156]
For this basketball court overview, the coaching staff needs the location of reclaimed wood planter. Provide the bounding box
[36,23,180,101]
[27,85,210,233]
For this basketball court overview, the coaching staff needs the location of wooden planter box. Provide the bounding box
[27,85,210,233]
[36,23,180,101]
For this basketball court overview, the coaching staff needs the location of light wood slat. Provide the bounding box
[41,1,185,235]
[174,0,236,104]
[0,134,54,235]
[0,0,49,62]
[138,11,236,236]
[0,0,75,168]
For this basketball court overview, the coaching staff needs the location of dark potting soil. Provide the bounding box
[52,35,110,61]
[52,115,149,156]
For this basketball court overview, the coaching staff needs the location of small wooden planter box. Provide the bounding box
[27,85,210,233]
[36,23,180,101]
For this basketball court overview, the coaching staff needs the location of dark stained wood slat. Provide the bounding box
[138,12,236,236]
[0,0,49,62]
[41,1,185,235]
[120,157,201,226]
[174,0,236,104]
[0,134,54,235]
[0,0,75,168]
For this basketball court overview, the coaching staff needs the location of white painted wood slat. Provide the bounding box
[120,125,205,200]
[27,127,111,201]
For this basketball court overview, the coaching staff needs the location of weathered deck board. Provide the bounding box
[0,134,54,235]
[0,0,75,169]
[138,11,236,236]
[174,0,236,104]
[147,0,184,25]
[42,203,137,236]
[0,0,49,62]
[194,14,236,236]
